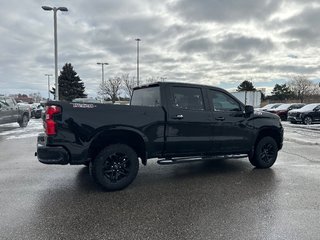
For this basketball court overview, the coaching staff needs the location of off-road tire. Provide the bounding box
[90,144,139,191]
[249,136,278,168]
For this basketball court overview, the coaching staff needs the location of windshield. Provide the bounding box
[261,104,275,109]
[298,103,319,111]
[131,86,160,107]
[262,103,281,109]
[270,104,282,109]
[274,104,291,110]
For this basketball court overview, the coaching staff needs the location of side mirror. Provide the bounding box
[245,105,254,115]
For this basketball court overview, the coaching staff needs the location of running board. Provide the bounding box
[157,154,248,165]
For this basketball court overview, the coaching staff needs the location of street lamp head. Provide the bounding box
[42,6,53,11]
[135,38,141,41]
[97,62,109,65]
[58,7,68,12]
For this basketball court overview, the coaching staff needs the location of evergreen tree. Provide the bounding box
[51,63,87,101]
[237,80,256,91]
[271,83,294,100]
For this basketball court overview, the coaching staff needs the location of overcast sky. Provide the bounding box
[0,0,320,98]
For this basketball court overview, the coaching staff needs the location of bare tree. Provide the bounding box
[288,75,318,103]
[29,92,42,102]
[98,77,122,103]
[122,73,136,98]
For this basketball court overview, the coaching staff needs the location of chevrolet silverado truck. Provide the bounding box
[0,96,30,127]
[36,82,283,191]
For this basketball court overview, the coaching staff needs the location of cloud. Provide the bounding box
[218,34,274,53]
[274,6,320,46]
[172,0,281,23]
[0,0,319,98]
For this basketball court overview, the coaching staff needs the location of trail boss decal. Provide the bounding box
[71,103,96,109]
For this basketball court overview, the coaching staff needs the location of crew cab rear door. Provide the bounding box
[164,85,217,156]
[207,89,253,153]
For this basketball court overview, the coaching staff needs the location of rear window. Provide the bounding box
[131,86,160,107]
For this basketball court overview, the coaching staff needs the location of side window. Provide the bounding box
[131,86,160,107]
[208,90,241,111]
[171,87,204,111]
[5,98,14,107]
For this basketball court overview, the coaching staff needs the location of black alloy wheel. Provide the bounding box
[103,152,131,183]
[249,136,278,168]
[91,144,139,191]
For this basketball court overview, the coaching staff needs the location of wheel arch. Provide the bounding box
[87,128,148,165]
[254,127,283,151]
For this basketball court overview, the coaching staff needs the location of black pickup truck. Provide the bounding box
[36,82,283,191]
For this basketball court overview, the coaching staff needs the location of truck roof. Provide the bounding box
[133,81,223,91]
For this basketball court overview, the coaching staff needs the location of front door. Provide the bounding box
[165,85,217,156]
[207,89,253,153]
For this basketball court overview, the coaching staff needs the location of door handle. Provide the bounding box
[215,116,225,121]
[172,114,184,120]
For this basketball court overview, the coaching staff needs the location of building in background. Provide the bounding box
[231,91,261,108]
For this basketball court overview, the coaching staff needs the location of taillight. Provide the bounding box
[45,105,61,135]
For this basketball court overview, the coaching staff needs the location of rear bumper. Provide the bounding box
[36,133,69,164]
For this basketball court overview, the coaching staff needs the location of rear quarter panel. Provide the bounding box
[46,102,165,163]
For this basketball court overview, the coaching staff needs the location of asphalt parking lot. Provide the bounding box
[0,120,320,240]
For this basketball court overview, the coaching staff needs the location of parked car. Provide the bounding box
[267,103,305,121]
[36,82,283,191]
[287,103,320,125]
[0,97,30,127]
[34,104,44,119]
[255,103,282,112]
[30,103,39,118]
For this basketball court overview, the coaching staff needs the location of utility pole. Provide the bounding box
[97,62,109,84]
[45,74,53,100]
[135,38,141,86]
[42,6,68,100]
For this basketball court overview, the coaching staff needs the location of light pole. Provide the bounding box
[135,38,141,86]
[45,74,53,100]
[97,62,109,84]
[42,6,68,101]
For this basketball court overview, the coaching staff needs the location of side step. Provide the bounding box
[157,154,248,165]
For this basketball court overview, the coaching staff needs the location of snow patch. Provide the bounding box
[0,119,43,140]
[7,132,40,140]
